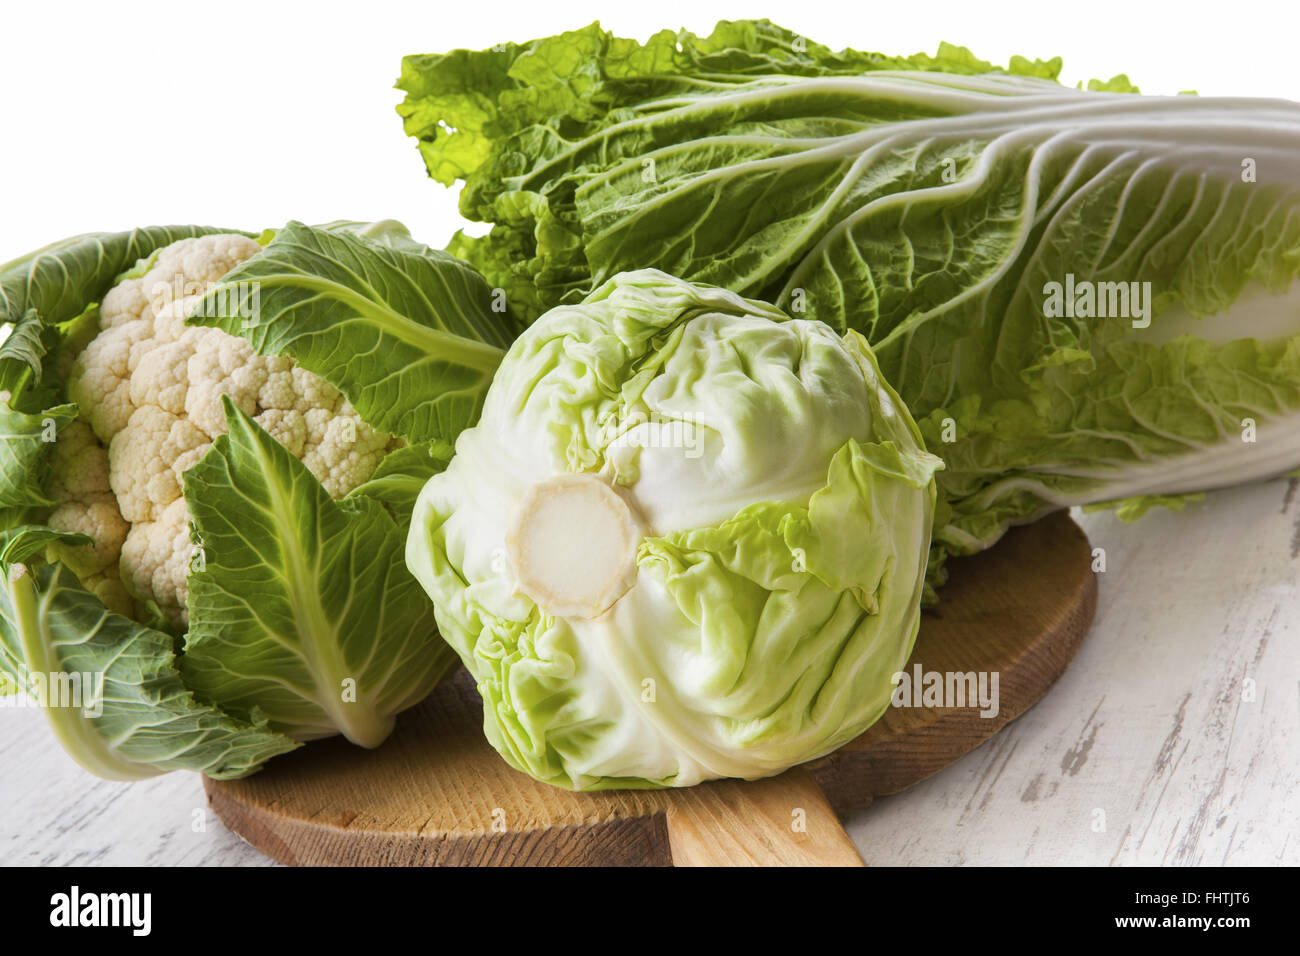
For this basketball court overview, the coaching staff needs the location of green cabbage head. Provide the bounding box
[406,270,942,789]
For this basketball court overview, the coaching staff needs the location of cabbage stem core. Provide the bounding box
[506,474,641,619]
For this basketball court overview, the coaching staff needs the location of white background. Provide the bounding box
[3,0,1299,261]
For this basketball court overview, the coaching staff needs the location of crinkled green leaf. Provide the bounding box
[399,18,1300,577]
[349,439,455,526]
[0,402,76,511]
[0,524,91,565]
[396,20,1074,318]
[0,561,298,780]
[0,309,47,396]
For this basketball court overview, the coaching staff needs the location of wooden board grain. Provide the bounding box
[205,511,1097,866]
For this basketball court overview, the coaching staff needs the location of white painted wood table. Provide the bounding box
[3,478,1296,866]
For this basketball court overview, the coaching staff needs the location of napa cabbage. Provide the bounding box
[398,19,1300,588]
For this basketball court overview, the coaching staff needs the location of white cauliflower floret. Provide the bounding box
[68,319,155,441]
[44,421,133,618]
[47,422,129,576]
[72,235,266,443]
[148,234,263,304]
[57,233,398,628]
[110,405,210,523]
[99,233,264,332]
[301,403,392,498]
[49,497,128,575]
[254,407,309,458]
[185,331,270,438]
[47,420,114,501]
[119,499,194,625]
[98,273,152,331]
[128,294,210,417]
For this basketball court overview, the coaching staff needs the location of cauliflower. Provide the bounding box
[45,420,132,617]
[62,234,397,626]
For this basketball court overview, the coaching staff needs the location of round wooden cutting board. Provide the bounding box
[205,511,1097,866]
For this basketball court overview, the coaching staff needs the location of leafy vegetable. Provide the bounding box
[0,401,75,510]
[406,270,941,788]
[399,19,1300,584]
[181,398,453,746]
[0,309,48,395]
[194,220,520,445]
[350,438,456,521]
[397,20,1071,318]
[0,545,297,781]
[0,221,506,778]
[1,226,244,337]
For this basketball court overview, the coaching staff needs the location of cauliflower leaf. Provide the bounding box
[181,397,458,747]
[193,221,521,445]
[0,551,298,780]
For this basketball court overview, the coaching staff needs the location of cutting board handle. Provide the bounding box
[665,767,865,866]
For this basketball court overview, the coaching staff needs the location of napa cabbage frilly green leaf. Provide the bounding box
[406,270,942,789]
[399,19,1300,588]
